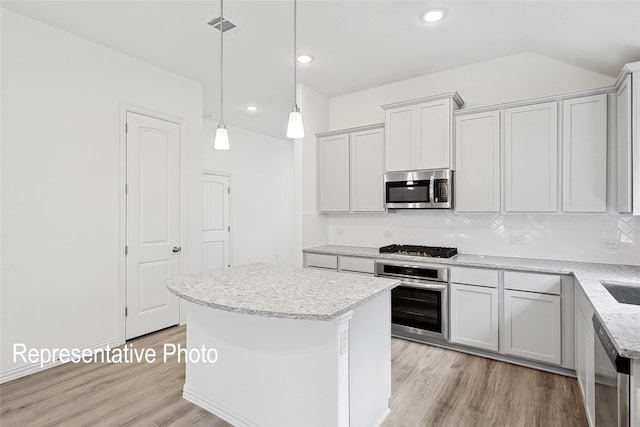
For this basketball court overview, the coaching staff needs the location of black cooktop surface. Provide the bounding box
[379,244,458,259]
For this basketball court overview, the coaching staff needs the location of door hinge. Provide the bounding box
[125,246,128,255]
[228,187,230,194]
[125,123,128,133]
[125,307,128,317]
[228,226,230,232]
[125,184,128,194]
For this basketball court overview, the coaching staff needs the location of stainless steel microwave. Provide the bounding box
[384,169,453,209]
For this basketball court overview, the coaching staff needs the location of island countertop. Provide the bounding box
[166,263,400,321]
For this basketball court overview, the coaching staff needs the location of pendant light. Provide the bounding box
[214,0,230,150]
[286,0,305,139]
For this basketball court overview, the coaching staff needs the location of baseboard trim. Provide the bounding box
[182,386,260,427]
[0,337,123,384]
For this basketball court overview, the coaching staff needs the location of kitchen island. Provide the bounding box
[166,263,400,427]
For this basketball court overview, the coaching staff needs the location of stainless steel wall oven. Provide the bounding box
[375,260,449,341]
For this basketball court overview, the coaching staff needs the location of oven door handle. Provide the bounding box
[400,282,447,291]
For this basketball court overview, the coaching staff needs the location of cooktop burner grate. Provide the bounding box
[379,244,458,259]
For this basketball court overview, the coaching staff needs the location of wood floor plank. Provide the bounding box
[1,326,587,426]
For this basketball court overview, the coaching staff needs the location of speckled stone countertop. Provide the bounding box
[166,263,399,321]
[304,245,640,358]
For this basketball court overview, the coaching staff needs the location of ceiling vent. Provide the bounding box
[207,16,242,35]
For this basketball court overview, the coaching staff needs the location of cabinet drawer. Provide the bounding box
[450,267,498,288]
[504,271,561,295]
[339,256,375,274]
[304,253,338,270]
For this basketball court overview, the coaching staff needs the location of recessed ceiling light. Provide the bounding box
[296,54,314,64]
[421,8,446,23]
[245,105,259,112]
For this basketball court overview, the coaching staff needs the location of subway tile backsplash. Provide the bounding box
[327,212,640,266]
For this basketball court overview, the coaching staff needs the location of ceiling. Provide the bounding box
[3,0,640,139]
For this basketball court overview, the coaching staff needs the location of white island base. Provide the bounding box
[182,290,391,427]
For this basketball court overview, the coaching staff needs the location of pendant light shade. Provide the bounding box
[214,124,230,150]
[214,0,230,150]
[286,0,305,140]
[287,107,304,139]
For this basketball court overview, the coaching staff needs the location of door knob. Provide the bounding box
[172,247,182,253]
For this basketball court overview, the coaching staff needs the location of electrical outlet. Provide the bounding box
[335,229,344,237]
[383,230,394,239]
[510,236,525,245]
[601,239,620,249]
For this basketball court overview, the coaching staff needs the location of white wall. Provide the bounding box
[202,124,295,266]
[294,84,330,266]
[329,52,616,130]
[318,52,640,266]
[1,10,203,381]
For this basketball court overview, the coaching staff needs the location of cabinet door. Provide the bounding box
[450,283,499,351]
[505,102,558,212]
[318,134,350,212]
[504,289,561,365]
[575,307,595,426]
[385,106,414,172]
[455,111,501,212]
[351,128,385,212]
[417,99,451,169]
[617,74,633,213]
[563,94,607,212]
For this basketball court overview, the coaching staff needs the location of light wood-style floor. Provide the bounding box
[1,326,587,427]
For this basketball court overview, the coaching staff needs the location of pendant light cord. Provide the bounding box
[220,0,224,125]
[293,0,297,109]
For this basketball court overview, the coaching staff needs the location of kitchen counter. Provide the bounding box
[166,263,399,426]
[166,263,398,321]
[304,245,640,358]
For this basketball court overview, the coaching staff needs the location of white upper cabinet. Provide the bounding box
[417,99,451,169]
[384,106,414,172]
[617,68,640,215]
[562,94,607,212]
[382,93,463,172]
[318,133,350,212]
[351,127,385,212]
[317,124,385,213]
[454,110,501,212]
[505,101,558,212]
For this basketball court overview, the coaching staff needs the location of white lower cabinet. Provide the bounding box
[575,285,595,426]
[504,289,562,365]
[450,283,499,351]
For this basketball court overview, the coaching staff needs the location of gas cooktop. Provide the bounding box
[379,244,458,259]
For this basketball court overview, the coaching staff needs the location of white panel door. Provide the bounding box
[126,112,180,340]
[318,134,350,212]
[450,283,499,352]
[417,99,451,169]
[455,111,501,212]
[562,94,607,212]
[617,74,633,213]
[350,128,385,212]
[505,102,558,212]
[202,174,230,271]
[385,106,414,172]
[504,289,561,365]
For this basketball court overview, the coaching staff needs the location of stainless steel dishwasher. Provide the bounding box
[593,314,630,427]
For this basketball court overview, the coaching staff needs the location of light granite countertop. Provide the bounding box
[304,245,640,359]
[166,263,399,321]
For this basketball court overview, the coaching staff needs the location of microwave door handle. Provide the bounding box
[429,176,435,205]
